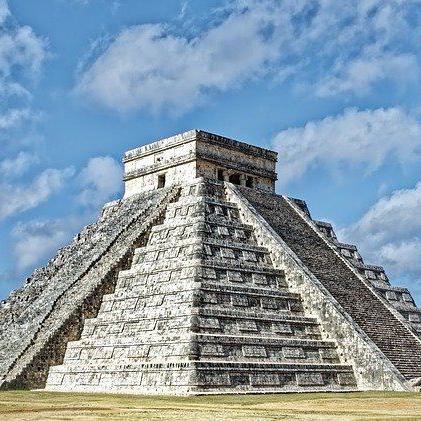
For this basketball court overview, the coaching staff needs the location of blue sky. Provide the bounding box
[1,0,421,301]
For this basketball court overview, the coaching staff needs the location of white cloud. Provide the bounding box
[316,52,418,97]
[0,108,34,130]
[76,7,281,113]
[0,0,9,26]
[0,167,74,220]
[380,240,421,275]
[0,26,46,75]
[341,182,421,280]
[3,155,122,275]
[11,218,81,271]
[76,0,421,113]
[0,0,46,156]
[0,155,121,271]
[77,156,122,207]
[0,1,47,98]
[0,151,38,177]
[272,107,421,185]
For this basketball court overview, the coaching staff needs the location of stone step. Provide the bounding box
[131,242,272,268]
[114,269,286,295]
[199,281,296,297]
[92,305,195,323]
[203,238,267,253]
[199,260,283,275]
[391,303,421,313]
[92,292,306,324]
[331,240,358,251]
[64,331,336,351]
[134,237,269,257]
[82,317,322,342]
[49,360,355,373]
[81,306,321,339]
[47,361,356,394]
[198,290,303,314]
[165,195,238,209]
[150,219,255,239]
[108,280,299,303]
[61,341,340,366]
[165,198,240,220]
[195,307,317,324]
[238,186,421,380]
[117,261,285,280]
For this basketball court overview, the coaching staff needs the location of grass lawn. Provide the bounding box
[0,390,420,420]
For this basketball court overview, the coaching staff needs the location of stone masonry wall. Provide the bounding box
[0,186,179,389]
[4,269,119,389]
[45,179,355,395]
[226,183,411,391]
[305,211,421,336]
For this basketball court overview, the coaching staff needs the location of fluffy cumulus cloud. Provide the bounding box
[313,0,420,96]
[0,108,35,132]
[0,4,55,221]
[76,6,281,113]
[0,155,121,223]
[341,183,421,281]
[316,52,418,97]
[272,107,421,185]
[0,0,47,155]
[0,167,74,220]
[76,0,421,113]
[77,156,122,208]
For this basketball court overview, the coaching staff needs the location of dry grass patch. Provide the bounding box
[0,390,420,420]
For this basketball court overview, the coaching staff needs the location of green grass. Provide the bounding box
[0,390,420,420]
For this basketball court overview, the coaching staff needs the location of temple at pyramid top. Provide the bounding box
[123,129,278,197]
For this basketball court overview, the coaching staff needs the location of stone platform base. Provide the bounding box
[46,360,356,395]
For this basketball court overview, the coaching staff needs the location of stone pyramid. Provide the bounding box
[1,130,421,394]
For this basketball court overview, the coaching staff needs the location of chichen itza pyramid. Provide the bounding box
[1,130,421,394]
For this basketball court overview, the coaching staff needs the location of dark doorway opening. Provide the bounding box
[158,174,166,188]
[229,173,241,185]
[246,176,254,188]
[217,169,225,181]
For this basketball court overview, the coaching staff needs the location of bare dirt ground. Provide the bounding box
[0,390,420,420]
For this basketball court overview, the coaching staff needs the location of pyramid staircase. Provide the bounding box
[236,186,421,381]
[0,186,178,389]
[46,180,356,394]
[309,216,421,336]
